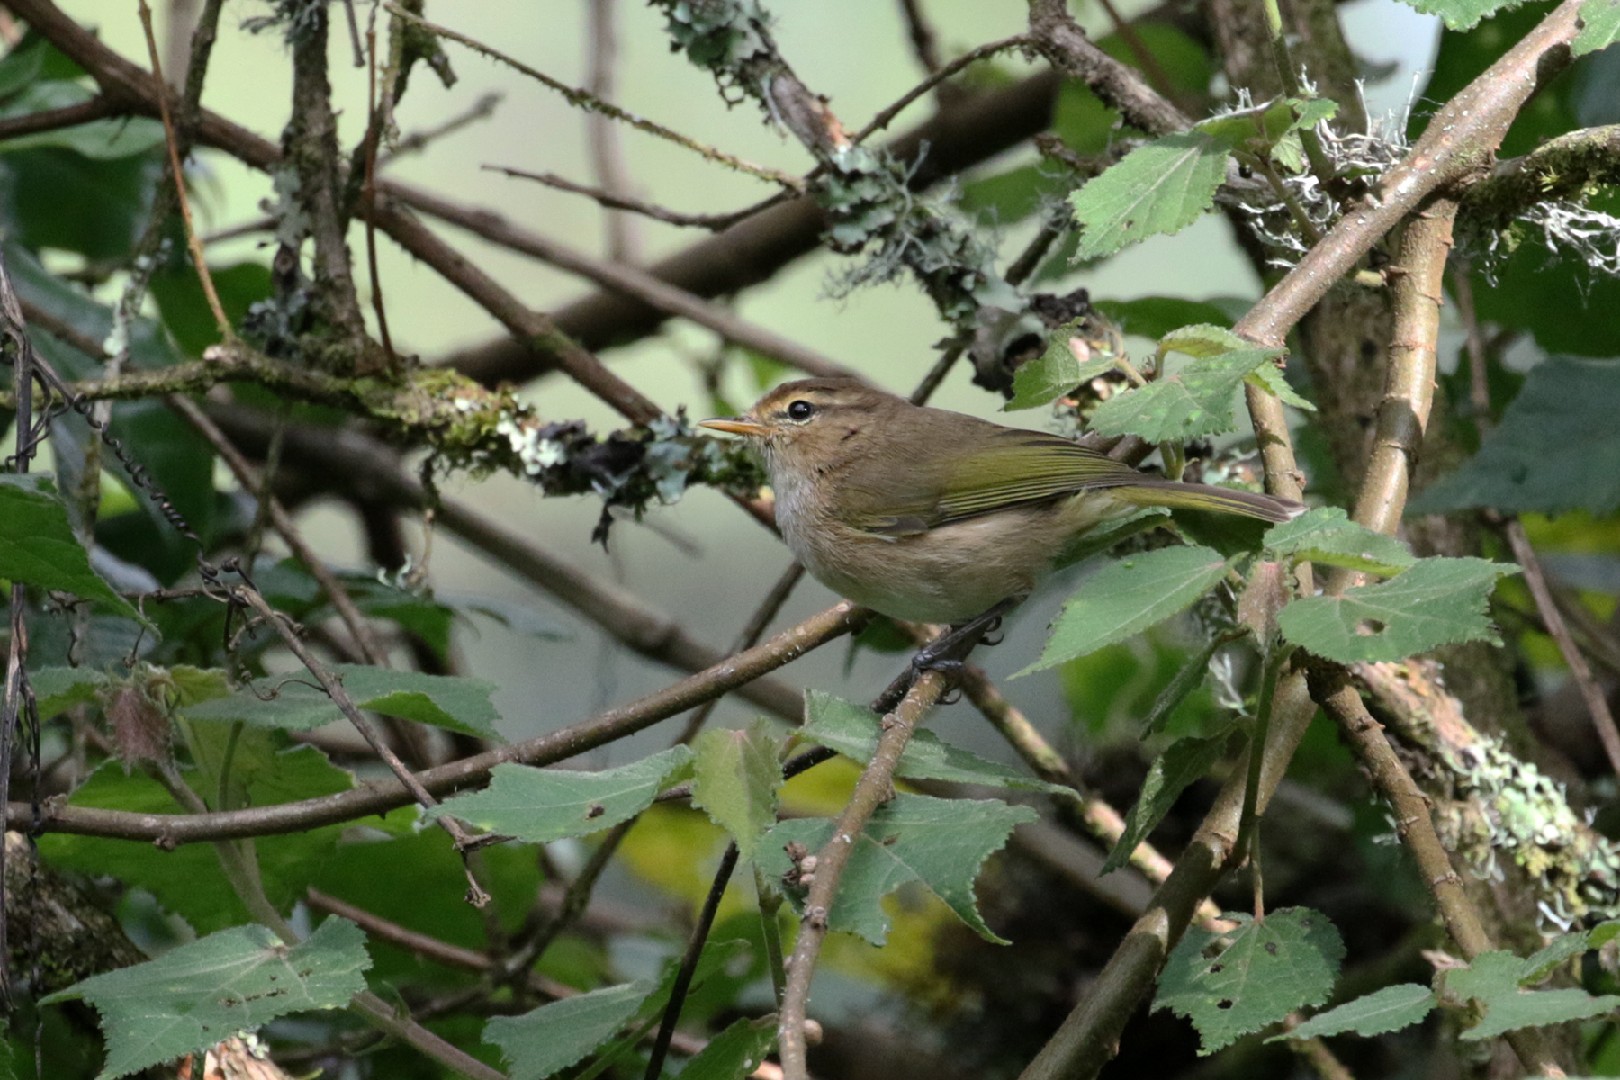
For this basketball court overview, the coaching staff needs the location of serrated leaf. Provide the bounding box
[427,746,694,843]
[757,793,1036,945]
[1277,557,1511,662]
[1089,349,1283,441]
[679,1015,778,1080]
[28,665,108,716]
[1155,907,1345,1055]
[691,721,783,860]
[1159,323,1251,358]
[1276,983,1436,1041]
[1069,130,1231,260]
[802,691,1072,796]
[1101,727,1235,875]
[484,982,648,1080]
[1397,0,1526,30]
[1409,357,1620,516]
[46,919,369,1080]
[1447,951,1620,1040]
[182,665,503,740]
[1021,546,1231,673]
[1263,508,1417,576]
[41,748,353,934]
[1575,0,1620,56]
[1005,319,1122,411]
[1093,297,1240,338]
[0,475,137,617]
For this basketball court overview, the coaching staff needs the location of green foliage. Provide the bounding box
[759,793,1036,945]
[1277,983,1437,1041]
[483,981,649,1080]
[1574,0,1620,55]
[1446,948,1620,1040]
[182,664,504,739]
[1412,357,1620,516]
[1277,557,1512,662]
[0,475,137,617]
[1069,131,1231,260]
[691,720,783,860]
[1004,318,1122,411]
[47,919,370,1080]
[1087,349,1300,441]
[41,747,353,933]
[1102,724,1236,874]
[802,691,1072,795]
[1397,0,1529,30]
[1155,908,1345,1054]
[679,1016,778,1080]
[1022,545,1231,673]
[1262,507,1417,575]
[428,747,695,842]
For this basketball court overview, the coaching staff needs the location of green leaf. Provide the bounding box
[1101,727,1235,874]
[427,746,695,843]
[1069,130,1231,260]
[1022,545,1231,673]
[41,748,353,933]
[28,665,108,716]
[691,721,783,860]
[1575,0,1620,57]
[1093,297,1239,338]
[46,918,370,1080]
[0,475,137,617]
[1519,919,1620,981]
[1158,323,1251,358]
[1155,907,1345,1055]
[801,691,1072,796]
[1397,0,1528,30]
[1276,983,1436,1041]
[1277,556,1512,662]
[758,793,1036,945]
[182,665,503,740]
[678,1015,778,1080]
[1263,508,1417,576]
[1088,349,1288,442]
[483,982,648,1080]
[1447,950,1620,1040]
[1005,318,1122,411]
[1409,357,1620,516]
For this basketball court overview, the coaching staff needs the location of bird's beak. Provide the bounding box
[699,417,770,438]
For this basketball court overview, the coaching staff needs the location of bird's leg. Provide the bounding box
[911,597,1021,676]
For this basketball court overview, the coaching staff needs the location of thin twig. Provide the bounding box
[853,34,1031,142]
[585,0,640,263]
[1501,519,1620,777]
[362,10,397,361]
[486,165,787,231]
[384,3,802,190]
[135,0,230,338]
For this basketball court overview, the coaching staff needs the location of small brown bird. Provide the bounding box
[701,376,1303,627]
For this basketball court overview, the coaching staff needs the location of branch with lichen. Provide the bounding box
[649,0,1023,353]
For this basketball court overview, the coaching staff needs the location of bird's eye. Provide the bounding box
[785,400,816,421]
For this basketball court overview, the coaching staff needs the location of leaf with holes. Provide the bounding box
[1154,907,1345,1054]
[1277,557,1511,662]
[1575,0,1620,56]
[45,919,370,1080]
[758,793,1035,945]
[427,747,694,843]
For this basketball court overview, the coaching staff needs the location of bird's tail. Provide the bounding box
[1113,479,1304,523]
